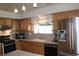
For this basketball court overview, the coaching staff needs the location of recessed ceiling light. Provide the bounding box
[22,5,26,11]
[33,3,37,8]
[14,8,18,13]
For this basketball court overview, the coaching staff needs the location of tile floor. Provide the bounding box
[4,50,42,56]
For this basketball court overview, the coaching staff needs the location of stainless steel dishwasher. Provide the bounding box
[44,43,57,56]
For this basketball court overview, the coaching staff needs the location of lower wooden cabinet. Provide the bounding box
[16,40,44,55]
[22,41,44,55]
[15,40,21,50]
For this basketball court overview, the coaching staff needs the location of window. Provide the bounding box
[34,24,53,34]
[33,15,53,34]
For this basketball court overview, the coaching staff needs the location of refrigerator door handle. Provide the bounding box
[69,19,74,50]
[69,20,72,50]
[71,22,74,50]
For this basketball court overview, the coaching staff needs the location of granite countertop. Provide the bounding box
[16,39,57,44]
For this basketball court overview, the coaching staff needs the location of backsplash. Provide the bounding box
[27,33,54,42]
[11,32,54,42]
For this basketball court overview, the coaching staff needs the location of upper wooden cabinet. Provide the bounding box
[19,18,32,32]
[0,18,19,32]
[0,18,13,26]
[12,19,20,31]
[5,19,12,26]
[53,9,79,30]
[0,18,32,32]
[0,18,6,25]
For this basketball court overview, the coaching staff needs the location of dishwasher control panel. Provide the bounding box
[44,44,57,48]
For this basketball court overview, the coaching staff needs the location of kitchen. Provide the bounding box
[0,3,79,56]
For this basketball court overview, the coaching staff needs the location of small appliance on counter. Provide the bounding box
[15,32,26,39]
[15,32,30,39]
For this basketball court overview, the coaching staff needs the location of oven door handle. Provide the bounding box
[4,43,15,46]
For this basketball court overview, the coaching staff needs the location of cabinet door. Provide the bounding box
[27,23,32,32]
[27,18,32,32]
[31,46,38,53]
[23,41,31,52]
[5,19,12,26]
[31,42,44,55]
[19,20,24,30]
[20,41,44,55]
[23,19,28,31]
[12,19,19,31]
[29,41,44,55]
[38,46,44,55]
[23,45,31,52]
[0,18,6,25]
[16,40,21,50]
[19,18,32,32]
[19,19,28,31]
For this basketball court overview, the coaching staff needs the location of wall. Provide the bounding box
[29,34,54,41]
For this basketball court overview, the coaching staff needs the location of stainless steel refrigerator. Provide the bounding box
[57,17,79,56]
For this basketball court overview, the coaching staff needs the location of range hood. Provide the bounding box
[0,25,12,30]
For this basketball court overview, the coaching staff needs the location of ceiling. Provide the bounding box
[0,3,58,13]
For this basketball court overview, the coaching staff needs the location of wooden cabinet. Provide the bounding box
[12,19,20,31]
[0,18,6,25]
[0,18,19,32]
[22,41,31,52]
[0,18,32,32]
[0,18,13,26]
[5,19,12,26]
[57,41,69,55]
[15,40,21,50]
[19,20,24,30]
[19,18,32,32]
[53,9,79,30]
[16,40,44,55]
[23,41,44,55]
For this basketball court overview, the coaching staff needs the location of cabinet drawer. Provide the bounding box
[23,46,31,52]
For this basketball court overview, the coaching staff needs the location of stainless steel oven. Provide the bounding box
[1,40,16,55]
